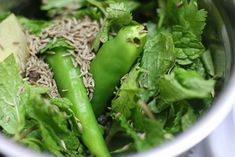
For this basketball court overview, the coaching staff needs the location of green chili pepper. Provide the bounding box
[45,47,110,157]
[90,25,147,116]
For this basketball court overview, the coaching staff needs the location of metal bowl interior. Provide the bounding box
[0,0,235,157]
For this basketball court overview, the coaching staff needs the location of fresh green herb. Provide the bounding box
[92,1,134,51]
[159,67,215,103]
[0,55,86,156]
[0,0,219,156]
[0,55,25,135]
[139,32,175,92]
[111,66,141,118]
[41,0,84,17]
[18,17,50,35]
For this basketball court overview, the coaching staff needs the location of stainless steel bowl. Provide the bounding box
[0,0,235,157]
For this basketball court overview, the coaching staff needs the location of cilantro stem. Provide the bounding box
[157,0,165,29]
[138,100,156,120]
[111,143,132,154]
[14,124,38,141]
[157,13,165,29]
[87,0,107,16]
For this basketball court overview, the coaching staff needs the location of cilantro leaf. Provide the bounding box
[158,0,207,39]
[121,1,140,12]
[159,67,215,103]
[132,108,168,147]
[92,20,111,51]
[116,114,148,151]
[92,1,133,51]
[177,0,207,39]
[40,38,74,54]
[18,17,50,35]
[41,0,84,17]
[111,66,141,118]
[18,85,85,156]
[112,109,168,152]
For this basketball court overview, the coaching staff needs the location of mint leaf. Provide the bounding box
[106,2,132,26]
[189,58,206,77]
[159,67,215,103]
[0,55,25,135]
[172,25,205,65]
[0,55,84,156]
[139,32,175,91]
[24,88,84,156]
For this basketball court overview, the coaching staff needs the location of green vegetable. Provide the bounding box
[107,0,216,153]
[158,0,207,39]
[159,67,215,103]
[172,25,205,65]
[0,54,86,156]
[41,0,82,17]
[111,66,141,118]
[92,1,134,51]
[0,0,221,156]
[18,17,50,35]
[45,47,110,157]
[0,55,25,135]
[139,32,175,92]
[23,88,85,157]
[164,101,197,134]
[90,25,147,116]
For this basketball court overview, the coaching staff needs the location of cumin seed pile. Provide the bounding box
[25,17,99,98]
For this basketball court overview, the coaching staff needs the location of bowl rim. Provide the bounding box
[0,1,235,157]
